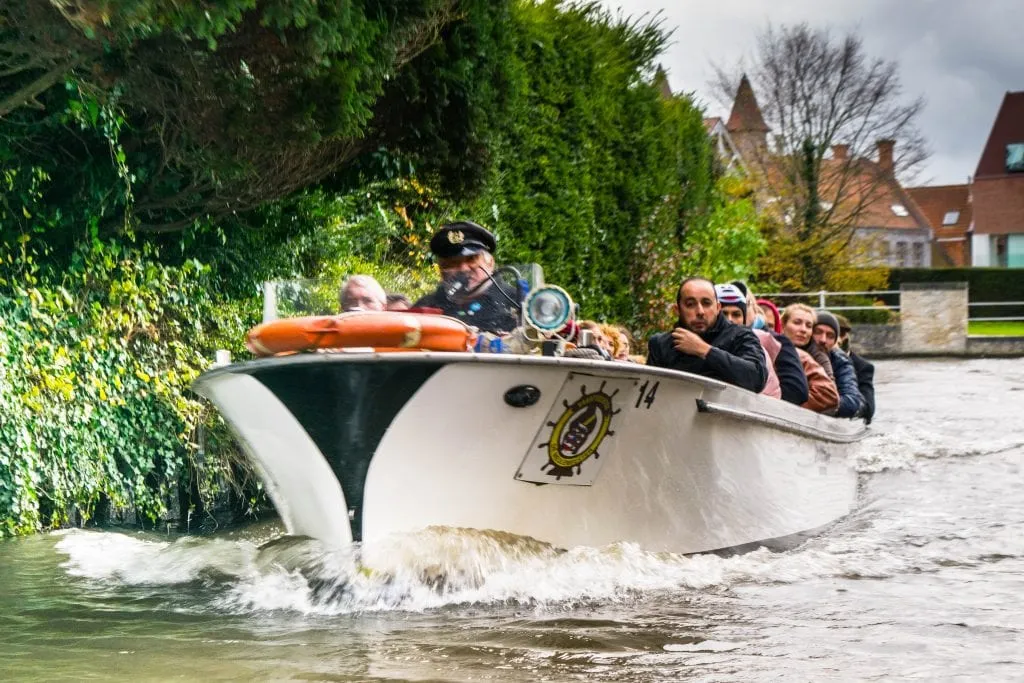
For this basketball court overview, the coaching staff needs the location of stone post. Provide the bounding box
[899,282,968,354]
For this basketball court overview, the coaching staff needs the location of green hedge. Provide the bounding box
[889,268,1024,317]
[0,241,258,535]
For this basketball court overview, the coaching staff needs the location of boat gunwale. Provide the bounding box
[194,351,869,442]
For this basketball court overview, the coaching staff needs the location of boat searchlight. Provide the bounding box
[523,285,574,335]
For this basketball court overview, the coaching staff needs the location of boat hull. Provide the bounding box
[194,353,864,555]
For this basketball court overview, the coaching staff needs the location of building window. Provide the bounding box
[1007,143,1024,173]
[1009,235,1024,268]
[880,241,892,265]
[942,210,960,225]
[912,242,925,267]
[896,241,909,267]
[993,235,1008,267]
[891,204,909,217]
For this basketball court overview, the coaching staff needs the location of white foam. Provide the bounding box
[52,524,916,616]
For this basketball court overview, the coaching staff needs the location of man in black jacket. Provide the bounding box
[647,277,768,393]
[837,314,876,424]
[414,221,520,334]
[813,311,865,419]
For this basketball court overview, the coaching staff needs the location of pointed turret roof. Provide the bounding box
[726,74,770,133]
[653,64,672,100]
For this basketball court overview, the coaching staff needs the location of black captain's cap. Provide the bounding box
[429,221,497,259]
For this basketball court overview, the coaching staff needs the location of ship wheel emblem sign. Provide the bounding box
[538,381,621,479]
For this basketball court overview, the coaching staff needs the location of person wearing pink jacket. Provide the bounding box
[714,283,781,399]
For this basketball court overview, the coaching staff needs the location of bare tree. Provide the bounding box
[711,24,929,288]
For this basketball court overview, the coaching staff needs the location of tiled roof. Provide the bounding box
[703,116,722,133]
[726,74,770,133]
[841,159,931,232]
[975,91,1024,178]
[762,155,931,233]
[906,184,972,238]
[907,184,973,265]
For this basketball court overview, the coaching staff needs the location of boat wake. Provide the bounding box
[53,515,925,616]
[852,422,1024,473]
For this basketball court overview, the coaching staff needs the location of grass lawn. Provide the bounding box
[968,321,1024,336]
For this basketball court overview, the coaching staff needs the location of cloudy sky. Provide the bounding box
[598,0,1022,187]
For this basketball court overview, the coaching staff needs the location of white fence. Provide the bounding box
[759,290,900,313]
[758,288,1024,325]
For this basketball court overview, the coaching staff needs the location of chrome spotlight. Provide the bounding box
[523,285,574,334]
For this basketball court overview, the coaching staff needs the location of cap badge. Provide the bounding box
[447,230,465,244]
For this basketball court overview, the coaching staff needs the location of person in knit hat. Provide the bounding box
[716,283,808,405]
[814,310,865,419]
[714,283,748,326]
[715,283,779,398]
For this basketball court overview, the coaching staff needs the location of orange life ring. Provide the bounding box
[246,312,478,357]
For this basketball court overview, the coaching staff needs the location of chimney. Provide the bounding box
[877,139,895,174]
[832,144,849,161]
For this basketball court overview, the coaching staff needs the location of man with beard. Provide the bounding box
[646,277,768,393]
[413,221,521,334]
[812,310,866,419]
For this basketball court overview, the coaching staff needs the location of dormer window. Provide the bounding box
[1007,143,1024,173]
[942,211,960,225]
[891,204,909,217]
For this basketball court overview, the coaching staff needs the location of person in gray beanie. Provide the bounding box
[813,310,865,419]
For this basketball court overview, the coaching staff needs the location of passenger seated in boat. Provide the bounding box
[646,277,768,393]
[781,304,834,378]
[339,274,387,312]
[385,292,411,311]
[575,320,612,360]
[813,311,866,419]
[837,314,876,424]
[715,283,781,399]
[413,221,520,334]
[606,324,633,362]
[796,346,839,414]
[758,298,782,333]
[728,282,808,405]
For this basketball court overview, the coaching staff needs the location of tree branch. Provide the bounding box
[0,60,77,117]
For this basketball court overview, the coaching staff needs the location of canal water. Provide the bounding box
[2,358,1023,681]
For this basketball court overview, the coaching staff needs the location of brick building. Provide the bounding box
[907,90,1024,268]
[970,91,1024,267]
[711,76,933,267]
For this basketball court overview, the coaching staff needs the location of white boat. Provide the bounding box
[194,345,866,556]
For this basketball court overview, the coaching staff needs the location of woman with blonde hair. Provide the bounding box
[781,303,840,414]
[601,324,633,362]
[782,303,833,378]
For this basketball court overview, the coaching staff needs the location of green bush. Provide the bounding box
[0,240,256,536]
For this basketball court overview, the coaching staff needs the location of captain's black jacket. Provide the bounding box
[414,280,520,334]
[647,314,769,393]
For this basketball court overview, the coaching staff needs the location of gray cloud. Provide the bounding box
[599,0,1021,185]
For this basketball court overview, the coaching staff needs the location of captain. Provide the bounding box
[414,221,521,334]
